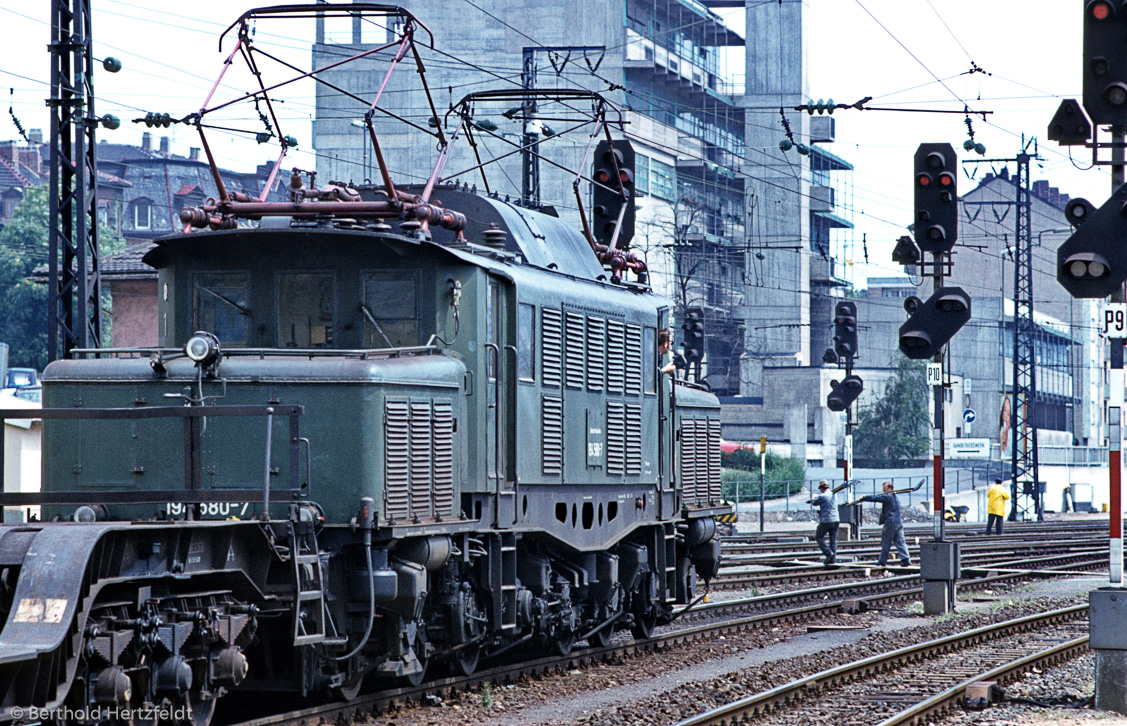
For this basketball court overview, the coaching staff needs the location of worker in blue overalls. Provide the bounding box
[858,481,911,568]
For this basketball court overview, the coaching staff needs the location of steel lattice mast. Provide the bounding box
[47,0,102,361]
[1010,150,1042,521]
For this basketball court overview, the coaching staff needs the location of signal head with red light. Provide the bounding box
[912,143,958,254]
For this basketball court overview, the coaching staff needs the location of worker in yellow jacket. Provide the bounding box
[986,478,1010,535]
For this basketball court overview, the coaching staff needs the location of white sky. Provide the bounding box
[0,0,1107,288]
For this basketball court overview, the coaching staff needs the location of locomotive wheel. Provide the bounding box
[396,633,429,688]
[330,678,364,701]
[183,692,218,726]
[630,606,657,640]
[586,623,613,648]
[449,644,481,677]
[550,630,575,656]
[630,573,657,640]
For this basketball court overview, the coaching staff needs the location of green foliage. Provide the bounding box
[481,681,493,708]
[721,450,806,501]
[0,189,126,367]
[853,356,930,466]
[0,188,49,370]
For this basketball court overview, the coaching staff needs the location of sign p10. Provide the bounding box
[1104,303,1127,337]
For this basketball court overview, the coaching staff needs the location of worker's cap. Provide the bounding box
[993,478,1003,484]
[819,482,829,490]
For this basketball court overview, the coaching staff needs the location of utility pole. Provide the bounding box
[1010,148,1044,522]
[48,0,118,360]
[899,143,972,614]
[520,46,604,206]
[1053,2,1127,711]
[825,302,862,539]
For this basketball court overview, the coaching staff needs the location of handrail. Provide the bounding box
[0,404,304,511]
[68,345,441,360]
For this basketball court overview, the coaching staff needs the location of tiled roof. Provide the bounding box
[101,243,157,277]
[0,155,30,187]
[30,243,157,282]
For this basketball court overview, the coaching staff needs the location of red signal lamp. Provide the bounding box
[1090,0,1113,21]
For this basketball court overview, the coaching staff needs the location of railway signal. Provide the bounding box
[1047,99,1093,146]
[682,308,705,364]
[1084,0,1127,125]
[826,375,863,412]
[898,287,972,360]
[833,301,858,361]
[592,139,636,248]
[1057,185,1127,299]
[913,143,958,254]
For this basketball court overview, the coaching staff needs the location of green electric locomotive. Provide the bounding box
[0,6,728,722]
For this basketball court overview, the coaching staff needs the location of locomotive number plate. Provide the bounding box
[166,502,250,518]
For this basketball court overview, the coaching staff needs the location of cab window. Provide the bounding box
[194,273,249,345]
[277,272,335,347]
[361,272,419,348]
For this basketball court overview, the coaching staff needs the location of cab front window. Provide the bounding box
[194,273,249,345]
[361,272,419,348]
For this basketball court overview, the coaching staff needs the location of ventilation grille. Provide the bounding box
[625,324,643,396]
[707,418,722,500]
[410,401,432,515]
[607,320,625,394]
[606,401,625,476]
[625,403,643,475]
[542,308,562,387]
[542,395,564,475]
[384,398,457,522]
[565,312,585,390]
[385,400,411,519]
[433,402,455,512]
[679,418,700,502]
[587,316,606,392]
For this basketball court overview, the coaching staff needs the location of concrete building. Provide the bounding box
[311,0,855,410]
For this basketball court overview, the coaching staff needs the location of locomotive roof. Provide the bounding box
[145,185,623,284]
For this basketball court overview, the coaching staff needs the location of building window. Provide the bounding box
[133,201,152,230]
[635,154,650,196]
[649,159,676,201]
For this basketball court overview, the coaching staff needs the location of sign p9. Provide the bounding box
[1104,303,1127,337]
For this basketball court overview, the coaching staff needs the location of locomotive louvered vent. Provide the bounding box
[384,398,455,522]
[625,403,643,475]
[587,316,606,392]
[607,320,625,395]
[679,418,699,501]
[542,308,562,388]
[433,401,455,513]
[565,312,585,390]
[385,399,411,519]
[606,401,626,476]
[625,324,643,396]
[410,400,433,516]
[708,418,722,500]
[542,395,564,476]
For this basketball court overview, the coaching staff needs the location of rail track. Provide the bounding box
[215,553,1100,726]
[671,605,1089,726]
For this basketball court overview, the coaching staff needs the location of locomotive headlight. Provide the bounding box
[185,331,221,366]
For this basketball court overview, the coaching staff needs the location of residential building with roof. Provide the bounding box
[9,131,289,348]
